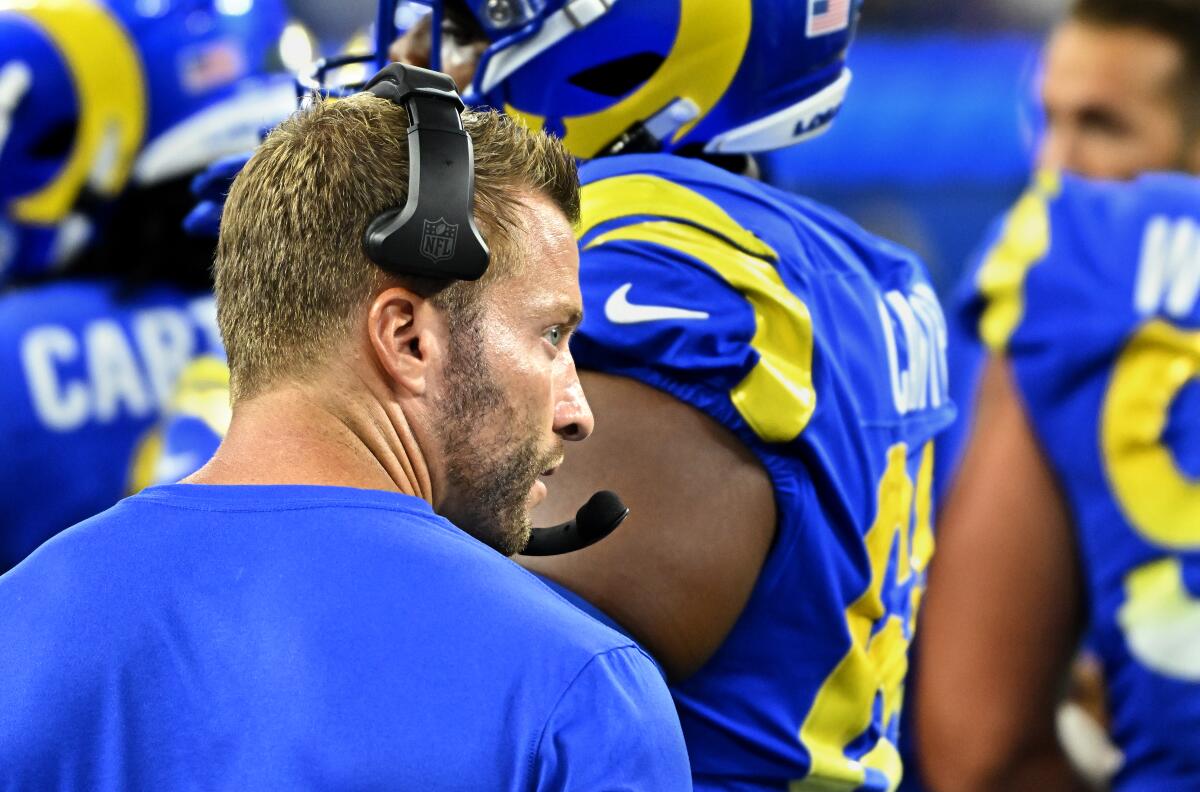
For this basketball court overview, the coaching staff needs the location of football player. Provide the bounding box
[0,0,294,572]
[404,2,954,790]
[919,171,1200,790]
[938,0,1200,505]
[917,3,1200,789]
[1038,0,1200,180]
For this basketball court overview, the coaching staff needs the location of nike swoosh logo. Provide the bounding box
[604,283,710,324]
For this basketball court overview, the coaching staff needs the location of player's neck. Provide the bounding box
[184,375,434,503]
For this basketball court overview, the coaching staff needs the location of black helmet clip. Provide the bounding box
[362,64,490,281]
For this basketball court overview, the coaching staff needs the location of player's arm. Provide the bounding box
[915,356,1089,792]
[522,369,776,681]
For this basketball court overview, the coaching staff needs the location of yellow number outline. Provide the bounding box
[1101,320,1200,549]
[793,443,934,792]
[1103,320,1200,681]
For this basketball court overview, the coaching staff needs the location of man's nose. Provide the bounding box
[554,375,594,442]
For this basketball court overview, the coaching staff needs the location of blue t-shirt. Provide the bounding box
[0,484,691,791]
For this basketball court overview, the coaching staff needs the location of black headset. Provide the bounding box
[361,63,490,281]
[356,63,628,557]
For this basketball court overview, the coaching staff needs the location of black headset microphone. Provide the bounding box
[519,490,630,557]
[360,63,628,556]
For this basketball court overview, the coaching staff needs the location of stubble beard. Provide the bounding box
[437,326,560,556]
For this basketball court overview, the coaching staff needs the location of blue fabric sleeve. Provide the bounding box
[574,238,758,394]
[533,647,692,791]
[534,576,666,682]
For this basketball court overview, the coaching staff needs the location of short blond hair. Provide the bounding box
[215,94,579,402]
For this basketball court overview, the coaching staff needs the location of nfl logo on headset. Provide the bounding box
[420,217,458,262]
[808,0,850,36]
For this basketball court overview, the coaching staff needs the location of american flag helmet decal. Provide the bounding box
[808,0,851,36]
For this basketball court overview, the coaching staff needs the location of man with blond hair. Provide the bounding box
[0,87,690,790]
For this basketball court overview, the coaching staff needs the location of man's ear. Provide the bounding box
[367,287,447,398]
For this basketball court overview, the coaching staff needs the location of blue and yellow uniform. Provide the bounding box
[0,281,222,571]
[0,0,291,572]
[573,154,954,791]
[958,171,1200,789]
[148,151,954,790]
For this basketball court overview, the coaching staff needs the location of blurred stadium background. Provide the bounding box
[285,0,1070,294]
[764,0,1064,293]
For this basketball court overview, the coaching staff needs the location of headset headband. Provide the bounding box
[362,64,490,281]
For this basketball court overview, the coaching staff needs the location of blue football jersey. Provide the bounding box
[0,279,222,571]
[573,154,955,791]
[958,171,1200,790]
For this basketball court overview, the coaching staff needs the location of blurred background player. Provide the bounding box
[1037,0,1200,180]
[917,172,1200,791]
[938,0,1200,501]
[930,0,1200,583]
[0,0,294,572]
[918,0,1200,788]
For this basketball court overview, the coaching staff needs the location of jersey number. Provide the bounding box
[1102,320,1200,680]
[793,442,934,792]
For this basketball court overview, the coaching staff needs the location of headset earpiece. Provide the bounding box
[361,64,623,559]
[362,63,490,281]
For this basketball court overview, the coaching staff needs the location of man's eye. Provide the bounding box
[543,326,563,346]
[1078,109,1130,137]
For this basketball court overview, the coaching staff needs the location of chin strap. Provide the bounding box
[596,97,700,157]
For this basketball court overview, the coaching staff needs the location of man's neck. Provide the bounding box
[184,378,434,502]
